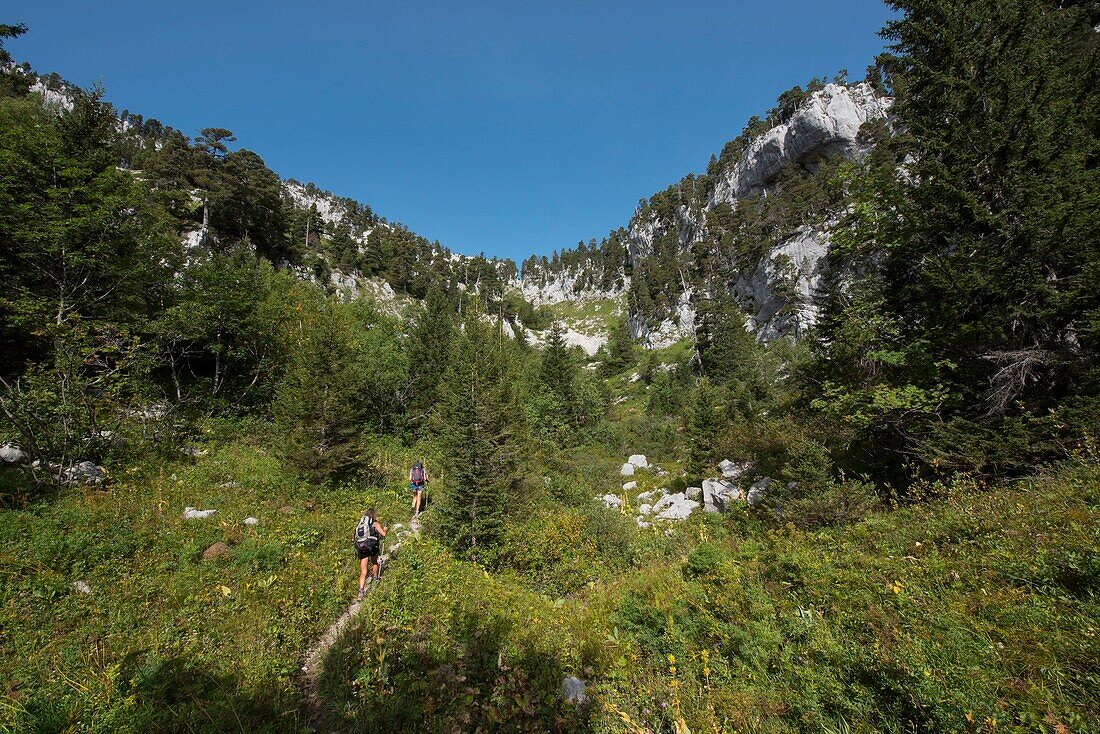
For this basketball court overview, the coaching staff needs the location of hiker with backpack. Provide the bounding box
[408,460,428,517]
[354,508,388,598]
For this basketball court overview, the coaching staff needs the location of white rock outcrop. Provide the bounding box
[619,463,635,477]
[627,454,649,469]
[622,481,637,491]
[709,83,891,207]
[183,507,217,520]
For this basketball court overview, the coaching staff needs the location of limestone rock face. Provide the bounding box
[709,82,891,207]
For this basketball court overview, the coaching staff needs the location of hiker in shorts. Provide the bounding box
[408,460,428,517]
[354,508,388,598]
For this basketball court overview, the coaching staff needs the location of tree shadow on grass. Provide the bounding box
[12,649,305,734]
[317,605,590,733]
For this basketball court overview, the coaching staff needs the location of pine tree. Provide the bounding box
[433,303,523,561]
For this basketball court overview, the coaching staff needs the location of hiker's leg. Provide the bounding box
[358,557,369,590]
[370,556,380,579]
[414,489,422,514]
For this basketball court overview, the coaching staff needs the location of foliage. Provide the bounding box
[431,305,525,561]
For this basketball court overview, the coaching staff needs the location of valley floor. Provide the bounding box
[1,426,1097,733]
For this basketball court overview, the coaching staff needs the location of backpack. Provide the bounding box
[410,464,425,483]
[354,515,380,554]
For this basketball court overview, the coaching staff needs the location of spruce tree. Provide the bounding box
[686,378,719,477]
[407,285,455,423]
[540,321,574,402]
[273,300,366,482]
[434,304,522,561]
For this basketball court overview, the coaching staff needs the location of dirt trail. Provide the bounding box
[298,516,419,731]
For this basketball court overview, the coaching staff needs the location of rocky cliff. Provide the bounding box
[529,81,892,350]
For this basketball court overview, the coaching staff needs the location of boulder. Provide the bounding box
[602,494,622,510]
[60,461,106,486]
[747,477,772,506]
[653,492,699,521]
[627,454,649,469]
[183,507,217,520]
[636,517,651,529]
[651,493,695,521]
[243,517,260,526]
[202,541,231,560]
[72,580,92,594]
[561,676,588,705]
[702,479,742,512]
[619,463,635,477]
[622,481,637,491]
[719,459,750,480]
[0,442,27,464]
[685,486,702,500]
[636,489,665,504]
[638,503,652,515]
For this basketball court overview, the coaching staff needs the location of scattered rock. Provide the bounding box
[561,675,588,705]
[60,461,106,486]
[629,372,641,383]
[183,507,217,520]
[719,459,750,480]
[628,454,649,469]
[0,442,27,464]
[619,463,635,477]
[243,517,259,526]
[72,580,92,594]
[542,476,552,487]
[219,481,240,488]
[686,486,702,500]
[622,481,637,491]
[636,517,651,529]
[638,503,652,515]
[180,446,207,457]
[653,492,700,521]
[202,541,231,560]
[747,477,772,506]
[636,489,665,503]
[702,479,742,513]
[602,494,622,510]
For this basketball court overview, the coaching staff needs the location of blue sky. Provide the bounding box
[8,1,894,261]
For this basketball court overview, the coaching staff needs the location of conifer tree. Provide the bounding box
[434,303,522,561]
[273,299,367,482]
[407,285,455,422]
[686,378,719,477]
[603,317,635,374]
[539,321,574,402]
